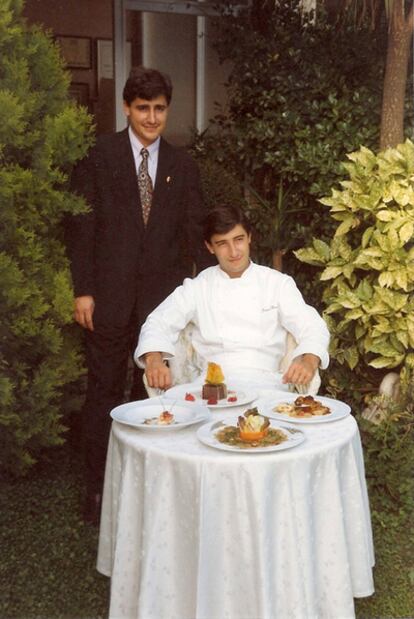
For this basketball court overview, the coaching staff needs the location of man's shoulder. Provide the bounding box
[95,129,129,151]
[191,265,217,281]
[181,266,217,289]
[160,138,197,166]
[250,263,296,293]
[251,263,289,281]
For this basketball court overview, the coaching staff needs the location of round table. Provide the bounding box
[97,400,374,619]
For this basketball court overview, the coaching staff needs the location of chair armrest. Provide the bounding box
[280,332,321,395]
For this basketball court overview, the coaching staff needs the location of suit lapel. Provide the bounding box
[114,129,145,234]
[146,138,176,234]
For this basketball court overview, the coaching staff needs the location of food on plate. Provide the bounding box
[273,395,331,418]
[202,361,228,400]
[185,392,196,402]
[238,407,270,441]
[207,397,218,405]
[215,407,287,448]
[227,395,237,403]
[143,410,175,425]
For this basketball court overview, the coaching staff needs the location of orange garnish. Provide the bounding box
[239,428,269,442]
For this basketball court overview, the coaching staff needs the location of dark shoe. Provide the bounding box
[83,492,102,526]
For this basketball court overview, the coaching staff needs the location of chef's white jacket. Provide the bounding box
[135,262,329,386]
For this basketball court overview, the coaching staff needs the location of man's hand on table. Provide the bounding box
[282,353,320,386]
[144,352,172,390]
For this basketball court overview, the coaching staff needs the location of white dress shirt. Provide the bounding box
[135,262,329,387]
[128,126,159,186]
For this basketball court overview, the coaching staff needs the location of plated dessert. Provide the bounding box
[143,410,176,426]
[110,399,210,430]
[185,389,238,405]
[215,407,287,449]
[166,374,257,409]
[202,362,228,403]
[273,395,331,418]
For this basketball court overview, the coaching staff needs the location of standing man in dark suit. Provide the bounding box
[65,67,209,523]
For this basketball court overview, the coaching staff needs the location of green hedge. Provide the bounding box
[0,1,93,474]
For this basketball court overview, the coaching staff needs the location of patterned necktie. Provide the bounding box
[138,148,153,226]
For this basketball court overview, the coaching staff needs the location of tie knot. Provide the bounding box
[141,148,149,161]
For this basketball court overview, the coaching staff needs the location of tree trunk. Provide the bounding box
[272,249,285,272]
[380,0,414,150]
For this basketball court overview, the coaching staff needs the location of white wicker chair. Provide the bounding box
[143,323,321,397]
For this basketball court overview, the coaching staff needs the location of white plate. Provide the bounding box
[165,382,258,409]
[197,418,305,453]
[110,397,210,431]
[257,393,351,424]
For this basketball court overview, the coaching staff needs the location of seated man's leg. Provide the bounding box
[83,323,131,499]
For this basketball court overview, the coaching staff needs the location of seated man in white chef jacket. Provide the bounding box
[135,205,329,391]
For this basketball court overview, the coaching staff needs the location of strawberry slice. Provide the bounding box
[227,395,237,403]
[185,392,196,401]
[207,397,218,405]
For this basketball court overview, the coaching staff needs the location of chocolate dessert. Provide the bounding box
[202,382,228,400]
[202,362,227,401]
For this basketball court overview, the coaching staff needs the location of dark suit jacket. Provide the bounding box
[65,129,209,327]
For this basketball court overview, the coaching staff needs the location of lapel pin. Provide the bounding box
[166,176,171,183]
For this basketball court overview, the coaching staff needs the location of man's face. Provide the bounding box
[123,95,169,146]
[205,224,251,278]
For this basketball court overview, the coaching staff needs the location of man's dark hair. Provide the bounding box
[203,206,252,242]
[123,66,173,105]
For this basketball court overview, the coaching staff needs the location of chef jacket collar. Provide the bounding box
[217,260,254,280]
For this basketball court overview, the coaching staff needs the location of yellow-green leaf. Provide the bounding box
[395,330,409,348]
[357,247,384,258]
[399,221,414,244]
[378,271,394,288]
[394,268,408,291]
[345,308,364,320]
[320,266,343,281]
[313,239,331,260]
[343,346,359,369]
[361,226,374,248]
[356,279,373,301]
[337,292,361,309]
[355,323,366,339]
[294,248,324,266]
[369,356,397,369]
[334,217,359,237]
[343,264,355,280]
[388,227,401,251]
[376,210,393,222]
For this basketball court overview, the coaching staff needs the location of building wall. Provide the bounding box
[23,0,113,104]
[141,12,229,144]
[142,12,196,144]
[23,1,229,142]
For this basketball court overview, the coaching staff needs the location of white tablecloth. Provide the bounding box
[97,402,374,619]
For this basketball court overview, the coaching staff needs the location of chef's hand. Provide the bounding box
[144,352,172,390]
[282,353,320,386]
[74,295,95,331]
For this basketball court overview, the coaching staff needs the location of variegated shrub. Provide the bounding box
[295,140,414,372]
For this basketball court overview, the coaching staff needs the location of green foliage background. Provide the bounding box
[0,0,93,473]
[196,0,412,287]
